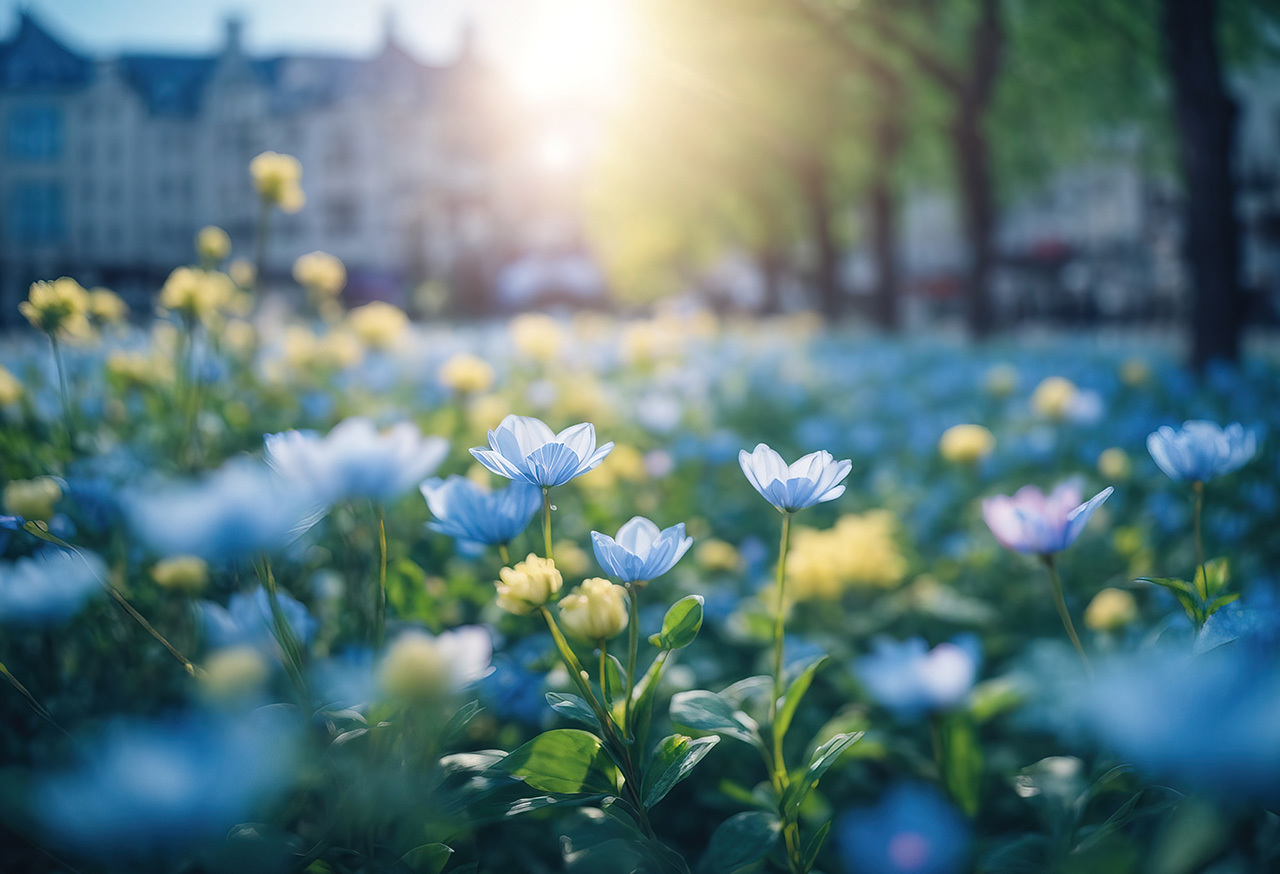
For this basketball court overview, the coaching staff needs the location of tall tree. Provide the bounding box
[1161,0,1241,368]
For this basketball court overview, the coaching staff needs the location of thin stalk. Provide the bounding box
[252,198,271,294]
[105,584,198,677]
[539,606,608,723]
[1043,555,1092,675]
[376,508,388,649]
[260,556,309,701]
[542,488,554,561]
[1192,481,1207,600]
[599,640,610,705]
[0,660,71,738]
[49,335,75,450]
[498,543,511,566]
[624,581,642,733]
[770,512,793,718]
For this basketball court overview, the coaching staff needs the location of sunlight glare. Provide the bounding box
[507,0,633,106]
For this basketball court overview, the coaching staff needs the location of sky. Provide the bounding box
[0,0,523,64]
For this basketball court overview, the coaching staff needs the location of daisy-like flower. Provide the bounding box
[591,516,693,583]
[981,479,1113,557]
[470,415,612,488]
[420,476,541,547]
[739,443,851,512]
[1147,420,1258,484]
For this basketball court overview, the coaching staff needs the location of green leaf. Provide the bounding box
[546,692,601,730]
[496,729,619,796]
[802,820,832,871]
[774,655,828,743]
[783,731,862,815]
[397,843,453,874]
[1136,576,1196,596]
[650,595,705,650]
[444,700,483,741]
[602,653,626,711]
[1196,558,1230,597]
[670,690,761,746]
[22,520,74,549]
[699,811,780,874]
[1204,592,1240,616]
[938,713,983,817]
[642,734,720,808]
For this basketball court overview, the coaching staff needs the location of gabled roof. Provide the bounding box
[116,55,217,117]
[0,11,92,89]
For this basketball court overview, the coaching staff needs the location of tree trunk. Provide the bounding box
[798,157,843,320]
[1160,0,1241,369]
[755,240,786,315]
[869,97,905,332]
[951,109,997,337]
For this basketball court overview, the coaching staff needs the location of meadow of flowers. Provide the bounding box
[1,162,1278,874]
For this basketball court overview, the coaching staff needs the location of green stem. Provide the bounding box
[0,659,70,737]
[599,640,610,704]
[498,542,511,566]
[106,584,197,677]
[1043,554,1092,675]
[260,556,309,701]
[542,488,554,562]
[49,335,75,451]
[770,512,793,719]
[624,581,642,734]
[540,606,610,725]
[253,198,271,294]
[376,508,388,649]
[1192,481,1207,601]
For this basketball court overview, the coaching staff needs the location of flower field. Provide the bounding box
[1,268,1278,873]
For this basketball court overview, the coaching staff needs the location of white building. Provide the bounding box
[0,11,530,322]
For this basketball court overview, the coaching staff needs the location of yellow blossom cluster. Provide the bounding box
[509,313,564,363]
[20,278,91,340]
[158,267,237,327]
[107,351,174,388]
[292,251,347,298]
[938,424,995,464]
[0,366,23,405]
[4,476,62,521]
[196,225,232,264]
[786,510,909,601]
[249,151,305,212]
[438,352,496,394]
[1031,376,1078,420]
[86,288,128,328]
[347,301,408,350]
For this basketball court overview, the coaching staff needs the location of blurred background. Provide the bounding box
[0,0,1278,367]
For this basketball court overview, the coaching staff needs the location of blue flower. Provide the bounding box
[981,479,1112,556]
[265,417,449,505]
[1062,646,1280,803]
[0,548,104,625]
[198,586,317,653]
[33,710,300,859]
[420,475,541,547]
[126,458,315,560]
[1146,420,1259,483]
[836,783,971,874]
[855,636,981,719]
[0,514,22,555]
[738,443,851,512]
[470,414,613,488]
[591,516,693,583]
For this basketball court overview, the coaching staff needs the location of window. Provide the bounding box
[7,182,67,244]
[7,104,64,160]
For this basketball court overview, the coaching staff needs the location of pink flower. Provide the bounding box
[981,479,1113,556]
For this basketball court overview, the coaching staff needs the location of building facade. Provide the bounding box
[0,11,525,323]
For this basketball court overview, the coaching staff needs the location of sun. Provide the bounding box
[504,0,633,107]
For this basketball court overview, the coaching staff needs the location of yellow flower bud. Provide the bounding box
[229,259,257,289]
[0,366,23,405]
[438,352,495,394]
[939,424,996,464]
[1097,447,1132,481]
[3,476,62,521]
[557,577,629,642]
[509,313,564,363]
[1119,357,1151,387]
[196,225,232,263]
[292,251,347,298]
[1031,377,1078,420]
[1084,588,1138,632]
[378,631,451,702]
[348,301,408,350]
[158,267,235,326]
[984,364,1017,398]
[151,555,209,594]
[20,278,91,339]
[696,538,740,573]
[249,151,304,212]
[87,288,128,327]
[496,554,563,615]
[200,646,269,701]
